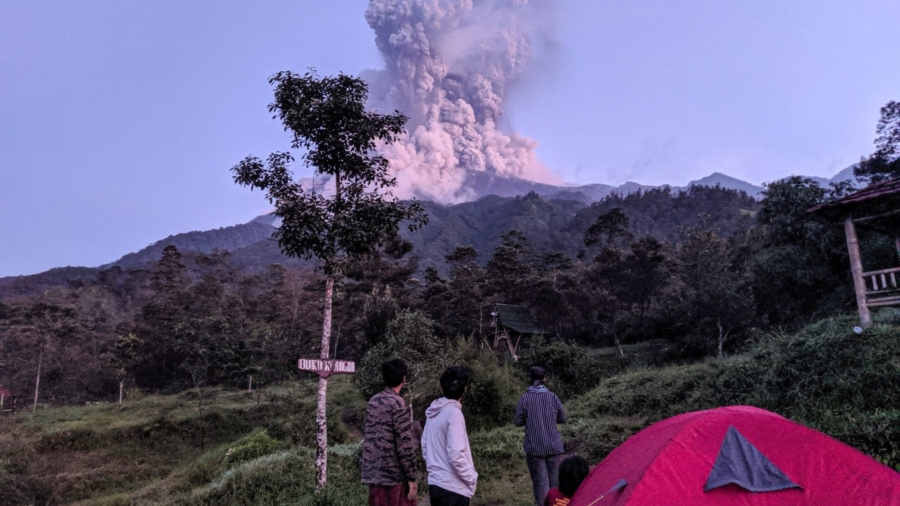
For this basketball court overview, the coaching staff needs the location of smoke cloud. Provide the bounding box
[363,0,559,203]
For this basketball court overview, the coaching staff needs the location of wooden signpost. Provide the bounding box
[298,356,355,492]
[298,359,356,379]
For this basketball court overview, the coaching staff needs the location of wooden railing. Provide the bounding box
[864,266,900,307]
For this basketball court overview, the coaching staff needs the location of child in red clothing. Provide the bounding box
[543,455,590,506]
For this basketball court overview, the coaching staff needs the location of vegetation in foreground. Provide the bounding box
[2,313,899,505]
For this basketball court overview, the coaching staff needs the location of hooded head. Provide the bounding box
[529,366,546,387]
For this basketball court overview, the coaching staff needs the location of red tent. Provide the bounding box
[570,406,900,506]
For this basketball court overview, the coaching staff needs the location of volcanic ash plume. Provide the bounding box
[364,0,558,203]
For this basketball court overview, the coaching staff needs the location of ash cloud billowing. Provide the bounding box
[363,0,559,203]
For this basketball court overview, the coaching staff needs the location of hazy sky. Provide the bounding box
[2,1,899,277]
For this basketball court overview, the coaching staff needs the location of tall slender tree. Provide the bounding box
[25,302,76,411]
[855,101,900,184]
[231,70,426,492]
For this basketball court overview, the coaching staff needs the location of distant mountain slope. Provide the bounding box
[0,266,100,298]
[408,193,587,274]
[459,166,859,203]
[682,172,765,197]
[105,221,277,270]
[0,167,862,296]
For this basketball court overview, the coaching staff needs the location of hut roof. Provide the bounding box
[808,178,900,219]
[494,304,544,334]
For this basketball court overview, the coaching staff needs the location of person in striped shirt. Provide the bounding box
[514,366,568,506]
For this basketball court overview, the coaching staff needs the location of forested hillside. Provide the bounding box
[1,180,882,407]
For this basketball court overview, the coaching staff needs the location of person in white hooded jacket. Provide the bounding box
[421,366,478,506]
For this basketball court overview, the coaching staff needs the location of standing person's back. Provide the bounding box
[361,359,418,506]
[421,366,478,506]
[514,367,568,506]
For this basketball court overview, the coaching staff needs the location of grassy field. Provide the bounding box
[3,314,900,505]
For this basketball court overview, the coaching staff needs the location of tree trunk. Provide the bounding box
[33,346,44,412]
[248,374,253,394]
[315,274,334,494]
[612,310,625,358]
[717,318,724,358]
[332,323,341,359]
[196,381,205,449]
[119,379,125,405]
[479,306,483,348]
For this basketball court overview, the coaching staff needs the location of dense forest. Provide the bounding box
[2,178,892,409]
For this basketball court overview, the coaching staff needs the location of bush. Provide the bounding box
[520,342,624,399]
[355,309,451,403]
[267,382,352,447]
[221,430,281,469]
[457,348,522,432]
[189,448,367,506]
[356,310,524,432]
[560,417,645,463]
[569,314,900,468]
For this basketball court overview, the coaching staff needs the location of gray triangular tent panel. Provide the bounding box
[705,426,801,493]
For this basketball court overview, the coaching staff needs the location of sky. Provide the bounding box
[1,0,899,277]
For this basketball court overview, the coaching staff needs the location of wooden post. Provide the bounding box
[845,216,872,328]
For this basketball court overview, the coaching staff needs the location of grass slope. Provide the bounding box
[2,315,899,505]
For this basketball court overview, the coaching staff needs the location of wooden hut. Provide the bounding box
[490,304,545,361]
[808,178,900,327]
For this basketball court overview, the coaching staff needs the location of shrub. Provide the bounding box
[569,314,900,468]
[356,310,523,432]
[520,342,624,399]
[457,348,522,432]
[189,448,367,506]
[221,430,281,469]
[355,309,453,404]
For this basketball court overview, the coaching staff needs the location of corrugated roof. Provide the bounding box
[494,304,544,334]
[808,178,900,217]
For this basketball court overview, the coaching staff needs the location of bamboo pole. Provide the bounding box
[845,216,872,328]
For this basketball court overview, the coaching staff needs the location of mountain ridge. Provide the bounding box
[0,167,861,293]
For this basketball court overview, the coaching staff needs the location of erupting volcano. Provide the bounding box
[363,0,559,203]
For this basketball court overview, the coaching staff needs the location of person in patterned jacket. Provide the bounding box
[361,358,418,506]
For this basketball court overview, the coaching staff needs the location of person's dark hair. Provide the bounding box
[382,358,408,388]
[530,366,547,384]
[440,366,470,400]
[559,455,590,497]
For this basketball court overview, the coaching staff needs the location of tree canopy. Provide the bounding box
[231,70,427,274]
[855,100,900,184]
